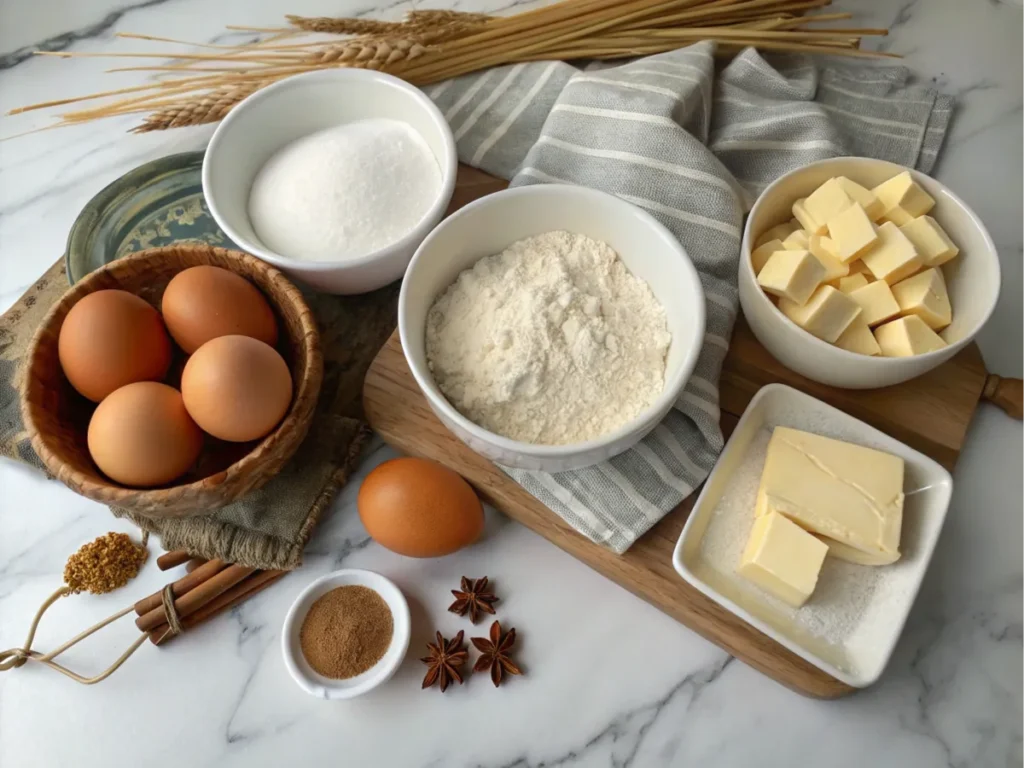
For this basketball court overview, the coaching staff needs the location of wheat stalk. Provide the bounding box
[130,81,267,132]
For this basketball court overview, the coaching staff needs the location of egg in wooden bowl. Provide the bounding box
[20,244,322,517]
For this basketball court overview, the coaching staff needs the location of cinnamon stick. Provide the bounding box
[133,559,227,616]
[149,570,286,645]
[135,564,255,632]
[156,550,191,571]
[185,557,207,573]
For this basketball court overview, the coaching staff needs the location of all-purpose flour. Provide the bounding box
[248,118,441,262]
[426,231,671,445]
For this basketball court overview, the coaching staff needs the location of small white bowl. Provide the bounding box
[399,184,706,472]
[739,157,1000,388]
[203,69,457,295]
[672,384,953,688]
[281,569,411,700]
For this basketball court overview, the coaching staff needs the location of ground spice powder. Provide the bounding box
[300,585,394,679]
[63,532,148,594]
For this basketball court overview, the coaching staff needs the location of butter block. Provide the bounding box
[826,203,879,262]
[874,315,947,357]
[738,510,828,608]
[792,198,827,236]
[755,427,904,565]
[779,284,861,343]
[834,318,881,356]
[757,249,825,305]
[891,268,952,330]
[783,229,810,251]
[900,215,959,268]
[838,273,870,293]
[837,176,884,221]
[872,171,935,226]
[751,239,785,275]
[755,221,798,249]
[804,178,853,229]
[849,280,901,327]
[860,221,923,284]
[808,234,849,283]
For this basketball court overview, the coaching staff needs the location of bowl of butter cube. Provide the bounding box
[738,157,1001,388]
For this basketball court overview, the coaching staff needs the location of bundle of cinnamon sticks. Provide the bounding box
[138,550,286,645]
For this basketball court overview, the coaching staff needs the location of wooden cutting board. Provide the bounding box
[362,166,996,698]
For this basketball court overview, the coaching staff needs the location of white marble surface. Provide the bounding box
[0,1,1021,766]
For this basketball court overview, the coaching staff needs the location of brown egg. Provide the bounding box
[58,290,172,402]
[358,458,484,557]
[87,382,202,487]
[181,335,292,442]
[161,265,279,353]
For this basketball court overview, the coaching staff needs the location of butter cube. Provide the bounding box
[783,229,810,251]
[860,221,923,284]
[755,427,904,566]
[900,215,959,268]
[808,234,849,283]
[874,315,947,357]
[838,273,870,293]
[751,239,785,274]
[848,259,873,278]
[834,318,881,356]
[804,178,853,229]
[792,198,826,236]
[891,268,952,330]
[837,176,884,221]
[848,280,901,327]
[755,221,798,249]
[779,284,861,343]
[757,249,825,305]
[738,510,828,608]
[826,203,879,262]
[872,171,935,226]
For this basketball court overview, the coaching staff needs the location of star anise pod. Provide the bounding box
[471,620,522,687]
[420,630,468,692]
[448,576,499,624]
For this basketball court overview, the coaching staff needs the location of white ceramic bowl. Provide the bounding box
[740,157,1000,388]
[203,69,457,295]
[399,184,706,472]
[673,384,953,688]
[281,569,411,700]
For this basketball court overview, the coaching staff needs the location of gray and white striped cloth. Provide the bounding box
[427,42,953,553]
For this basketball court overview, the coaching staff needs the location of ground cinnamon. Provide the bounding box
[300,585,393,679]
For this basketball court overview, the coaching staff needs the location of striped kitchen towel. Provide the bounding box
[427,42,953,554]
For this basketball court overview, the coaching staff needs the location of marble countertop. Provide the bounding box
[0,1,1021,766]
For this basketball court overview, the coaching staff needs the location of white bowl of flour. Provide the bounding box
[400,184,706,472]
[203,69,457,294]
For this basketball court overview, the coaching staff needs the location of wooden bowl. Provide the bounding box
[21,244,323,517]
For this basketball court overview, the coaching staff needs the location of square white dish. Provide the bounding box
[672,383,953,688]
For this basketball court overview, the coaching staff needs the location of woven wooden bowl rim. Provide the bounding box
[20,245,323,515]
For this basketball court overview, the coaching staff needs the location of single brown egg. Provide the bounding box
[358,458,484,557]
[87,382,203,487]
[181,335,292,442]
[161,265,279,353]
[58,290,172,402]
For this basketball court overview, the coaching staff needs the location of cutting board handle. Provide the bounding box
[982,374,1023,420]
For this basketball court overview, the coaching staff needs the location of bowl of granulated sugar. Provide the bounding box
[203,69,457,295]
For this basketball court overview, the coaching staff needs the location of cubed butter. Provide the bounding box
[755,221,798,249]
[837,176,884,221]
[826,203,879,262]
[757,249,825,305]
[860,221,923,284]
[838,273,870,293]
[804,177,853,230]
[792,198,827,236]
[738,510,828,608]
[848,259,873,277]
[808,234,849,282]
[874,315,947,357]
[751,239,785,274]
[891,268,952,330]
[872,171,935,226]
[834,318,881,356]
[899,215,959,268]
[779,284,861,343]
[783,229,810,251]
[755,427,904,565]
[848,279,901,327]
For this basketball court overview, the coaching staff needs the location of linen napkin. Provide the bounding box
[427,42,953,553]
